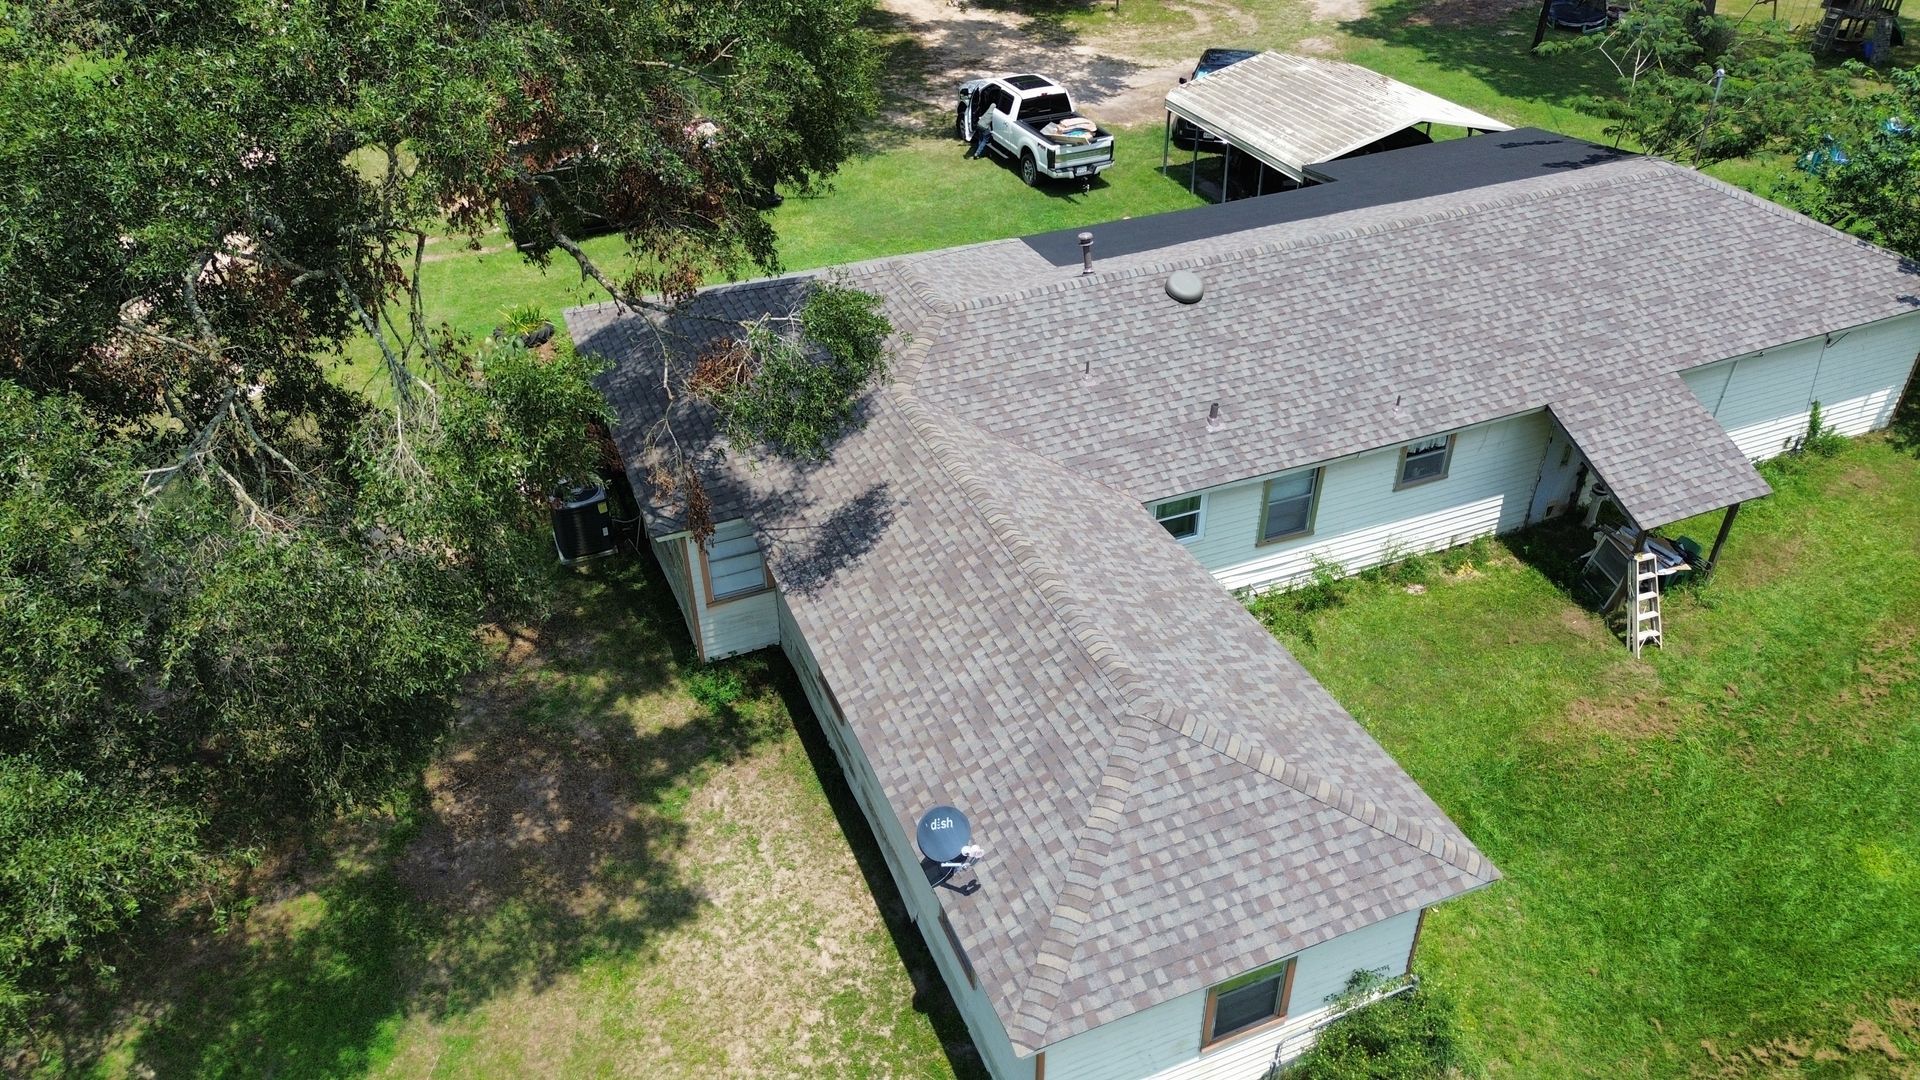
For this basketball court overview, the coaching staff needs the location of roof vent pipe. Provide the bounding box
[1207,402,1222,432]
[1078,232,1094,275]
[1167,270,1203,304]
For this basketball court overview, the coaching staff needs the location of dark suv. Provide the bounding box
[1170,49,1257,153]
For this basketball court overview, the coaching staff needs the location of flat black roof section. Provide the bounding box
[1022,128,1633,267]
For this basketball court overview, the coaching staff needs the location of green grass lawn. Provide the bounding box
[48,560,974,1080]
[1257,436,1920,1077]
[333,127,1207,399]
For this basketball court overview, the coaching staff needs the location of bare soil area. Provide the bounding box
[870,0,1275,132]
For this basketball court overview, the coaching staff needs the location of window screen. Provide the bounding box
[1209,975,1283,1041]
[1261,470,1319,542]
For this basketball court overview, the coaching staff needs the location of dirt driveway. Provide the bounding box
[871,0,1262,132]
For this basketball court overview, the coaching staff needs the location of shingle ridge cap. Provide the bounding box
[1001,712,1154,1053]
[947,158,1667,314]
[886,391,1191,1041]
[889,395,1164,711]
[1149,699,1494,882]
[888,400,1495,885]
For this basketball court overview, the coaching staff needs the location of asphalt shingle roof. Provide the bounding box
[565,134,1919,1054]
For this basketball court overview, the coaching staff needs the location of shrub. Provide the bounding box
[685,665,745,710]
[1246,555,1350,644]
[1284,970,1478,1080]
[1801,401,1847,459]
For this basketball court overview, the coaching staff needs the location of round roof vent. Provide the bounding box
[1166,270,1204,304]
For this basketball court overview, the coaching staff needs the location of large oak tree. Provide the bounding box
[0,0,880,1037]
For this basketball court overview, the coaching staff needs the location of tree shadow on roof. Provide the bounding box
[760,481,901,600]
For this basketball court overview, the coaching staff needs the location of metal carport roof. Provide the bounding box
[1163,51,1513,182]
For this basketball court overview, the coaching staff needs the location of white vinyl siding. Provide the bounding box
[1684,338,1825,460]
[776,596,1028,1080]
[1681,312,1920,461]
[1038,910,1423,1080]
[678,519,779,661]
[652,534,697,633]
[1812,317,1920,436]
[1184,411,1551,593]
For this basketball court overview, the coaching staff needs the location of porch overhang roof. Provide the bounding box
[1551,377,1773,531]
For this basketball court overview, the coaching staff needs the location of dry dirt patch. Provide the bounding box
[871,0,1311,132]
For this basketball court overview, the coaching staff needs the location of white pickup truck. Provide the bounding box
[956,74,1115,189]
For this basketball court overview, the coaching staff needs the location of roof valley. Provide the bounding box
[1000,712,1154,1051]
[894,388,1490,879]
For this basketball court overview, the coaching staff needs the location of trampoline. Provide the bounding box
[1548,0,1610,30]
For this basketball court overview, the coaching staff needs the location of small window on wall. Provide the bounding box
[1397,434,1455,489]
[1202,958,1296,1048]
[702,520,771,603]
[1259,469,1321,544]
[1154,495,1204,541]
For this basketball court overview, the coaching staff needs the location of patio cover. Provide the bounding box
[1551,377,1773,531]
[1163,51,1512,182]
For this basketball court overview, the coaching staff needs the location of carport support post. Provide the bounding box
[1222,145,1233,203]
[1190,140,1199,194]
[1704,501,1742,578]
[1161,111,1171,175]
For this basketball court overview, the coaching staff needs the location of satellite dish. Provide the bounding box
[916,805,972,864]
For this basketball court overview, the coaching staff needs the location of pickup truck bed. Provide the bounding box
[1016,117,1112,142]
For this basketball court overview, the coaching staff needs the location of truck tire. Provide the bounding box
[1020,150,1039,187]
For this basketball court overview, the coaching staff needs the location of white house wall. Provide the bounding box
[1039,909,1423,1080]
[1181,412,1551,593]
[776,596,1029,1080]
[696,588,778,660]
[688,520,780,661]
[1682,313,1920,461]
[1686,337,1827,461]
[1812,316,1919,438]
[651,535,697,637]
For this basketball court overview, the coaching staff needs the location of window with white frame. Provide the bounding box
[1153,495,1204,541]
[1259,469,1321,544]
[1396,434,1455,489]
[702,520,770,602]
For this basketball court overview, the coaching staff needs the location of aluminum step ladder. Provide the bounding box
[1630,550,1663,658]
